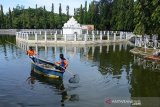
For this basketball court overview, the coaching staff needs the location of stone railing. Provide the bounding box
[0,29,17,35]
[135,35,159,50]
[16,41,129,56]
[16,30,134,44]
[134,55,160,71]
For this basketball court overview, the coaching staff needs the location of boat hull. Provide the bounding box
[31,57,64,79]
[144,55,160,61]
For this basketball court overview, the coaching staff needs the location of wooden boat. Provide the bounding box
[29,71,64,85]
[144,55,160,61]
[31,57,64,79]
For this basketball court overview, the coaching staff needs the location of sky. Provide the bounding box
[0,0,93,15]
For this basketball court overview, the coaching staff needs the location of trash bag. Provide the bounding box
[69,94,79,101]
[68,74,80,83]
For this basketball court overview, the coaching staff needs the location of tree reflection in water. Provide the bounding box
[26,71,79,106]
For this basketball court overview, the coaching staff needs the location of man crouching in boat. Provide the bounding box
[55,54,68,72]
[26,47,36,62]
[153,50,160,57]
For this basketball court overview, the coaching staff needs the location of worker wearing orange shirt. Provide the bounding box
[26,47,36,62]
[26,47,36,56]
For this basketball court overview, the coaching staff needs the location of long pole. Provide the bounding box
[51,62,75,76]
[5,40,26,52]
[59,65,75,76]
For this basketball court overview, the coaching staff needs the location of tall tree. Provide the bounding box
[0,5,1,28]
[3,0,160,36]
[87,4,92,24]
[99,0,112,30]
[83,1,88,24]
[26,7,31,28]
[94,1,100,29]
[87,1,99,28]
[88,1,94,24]
[151,0,160,35]
[74,8,79,21]
[22,7,25,28]
[74,8,76,16]
[79,4,84,24]
[111,0,134,31]
[36,4,37,9]
[124,0,134,31]
[66,5,69,20]
[59,3,62,28]
[111,0,124,30]
[34,4,39,29]
[43,6,47,29]
[134,0,158,35]
[0,5,4,28]
[50,3,55,29]
[133,0,147,35]
[8,7,13,28]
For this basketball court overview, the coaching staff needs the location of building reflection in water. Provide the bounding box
[133,55,160,71]
[16,41,131,79]
[2,36,160,105]
[0,35,17,59]
[130,54,160,97]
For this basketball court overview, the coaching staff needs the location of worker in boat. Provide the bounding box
[26,47,36,62]
[55,54,68,71]
[153,50,160,57]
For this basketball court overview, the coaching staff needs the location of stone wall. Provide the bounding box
[0,29,17,35]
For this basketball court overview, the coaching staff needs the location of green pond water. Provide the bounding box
[0,35,159,107]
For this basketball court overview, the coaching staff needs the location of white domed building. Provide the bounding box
[62,17,82,35]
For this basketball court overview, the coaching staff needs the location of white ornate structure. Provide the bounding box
[15,17,133,44]
[62,17,82,35]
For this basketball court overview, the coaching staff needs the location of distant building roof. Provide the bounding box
[63,17,81,29]
[81,25,94,30]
